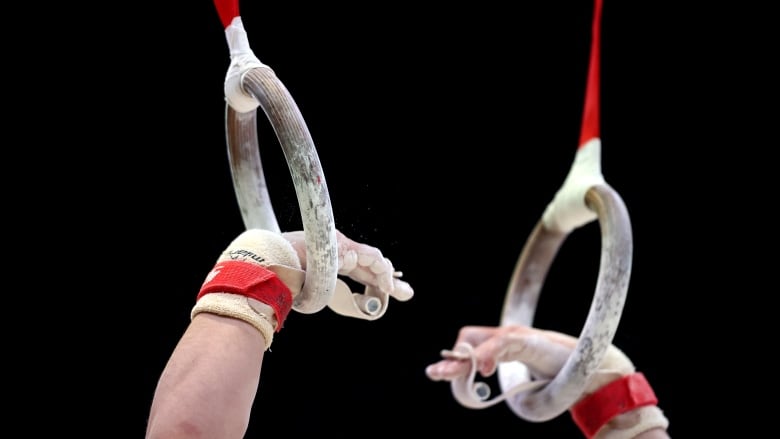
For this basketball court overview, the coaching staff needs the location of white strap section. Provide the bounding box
[269,265,391,320]
[191,293,277,349]
[542,139,605,233]
[223,16,266,113]
[327,281,388,320]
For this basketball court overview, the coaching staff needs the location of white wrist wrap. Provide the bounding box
[190,229,307,351]
[191,293,277,349]
[593,406,669,439]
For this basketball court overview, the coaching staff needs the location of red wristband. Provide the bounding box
[197,260,293,331]
[570,372,658,439]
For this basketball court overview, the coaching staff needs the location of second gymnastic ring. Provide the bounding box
[497,183,632,421]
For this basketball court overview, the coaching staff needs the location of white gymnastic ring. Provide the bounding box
[225,65,338,315]
[497,183,633,421]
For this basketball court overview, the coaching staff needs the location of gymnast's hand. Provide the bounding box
[282,230,413,302]
[425,325,670,439]
[425,325,634,392]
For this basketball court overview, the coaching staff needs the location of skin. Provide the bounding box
[146,312,268,438]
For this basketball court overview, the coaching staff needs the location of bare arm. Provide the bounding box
[146,313,267,439]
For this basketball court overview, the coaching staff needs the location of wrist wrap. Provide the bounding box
[571,372,659,439]
[197,260,293,330]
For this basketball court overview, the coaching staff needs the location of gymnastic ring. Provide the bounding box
[497,183,632,421]
[225,65,338,315]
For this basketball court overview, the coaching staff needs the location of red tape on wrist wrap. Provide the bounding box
[570,372,658,439]
[197,260,293,331]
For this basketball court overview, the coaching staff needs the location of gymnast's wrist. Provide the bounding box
[591,406,668,439]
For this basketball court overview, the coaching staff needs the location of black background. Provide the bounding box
[22,0,739,436]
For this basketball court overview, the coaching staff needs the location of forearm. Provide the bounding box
[146,314,267,439]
